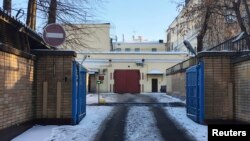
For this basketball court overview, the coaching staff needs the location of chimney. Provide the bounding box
[138,36,142,42]
[159,40,163,43]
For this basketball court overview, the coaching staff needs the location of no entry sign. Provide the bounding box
[43,23,66,47]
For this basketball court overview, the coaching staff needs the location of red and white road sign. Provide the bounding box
[43,23,66,47]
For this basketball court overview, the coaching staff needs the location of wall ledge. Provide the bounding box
[0,44,36,60]
[32,49,76,57]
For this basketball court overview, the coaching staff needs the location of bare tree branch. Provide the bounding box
[171,0,250,51]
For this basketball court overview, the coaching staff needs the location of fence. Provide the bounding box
[207,35,250,51]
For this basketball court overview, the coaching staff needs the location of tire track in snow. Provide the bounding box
[152,106,194,141]
[96,106,128,141]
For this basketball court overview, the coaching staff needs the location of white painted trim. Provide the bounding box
[46,33,64,38]
[77,58,184,63]
[77,51,188,55]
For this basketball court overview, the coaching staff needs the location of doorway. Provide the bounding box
[88,74,96,93]
[152,79,158,92]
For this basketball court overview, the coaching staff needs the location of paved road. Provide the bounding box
[94,94,194,141]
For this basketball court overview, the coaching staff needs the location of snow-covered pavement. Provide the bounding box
[13,106,113,141]
[150,93,207,140]
[165,107,207,141]
[13,93,207,141]
[125,107,164,141]
[87,93,136,104]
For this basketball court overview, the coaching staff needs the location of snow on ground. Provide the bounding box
[125,106,164,141]
[87,93,135,104]
[12,125,58,141]
[144,93,207,141]
[87,93,185,104]
[164,107,208,141]
[13,93,207,141]
[141,93,207,141]
[165,107,208,141]
[143,93,185,103]
[13,106,113,141]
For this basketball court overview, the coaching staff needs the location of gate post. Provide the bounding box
[198,61,204,124]
[72,61,77,124]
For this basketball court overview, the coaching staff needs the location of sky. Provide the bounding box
[0,0,179,42]
[99,0,179,42]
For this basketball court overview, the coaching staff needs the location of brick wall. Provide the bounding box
[165,57,196,100]
[203,56,233,121]
[166,52,250,123]
[234,60,250,122]
[168,72,186,99]
[0,51,34,130]
[36,55,74,119]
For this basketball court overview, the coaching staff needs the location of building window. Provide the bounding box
[116,48,121,51]
[152,48,157,52]
[125,48,131,52]
[135,48,140,52]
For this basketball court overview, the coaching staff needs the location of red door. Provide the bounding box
[114,70,140,94]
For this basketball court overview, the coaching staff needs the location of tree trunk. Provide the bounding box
[3,0,11,15]
[233,0,250,50]
[242,0,250,34]
[233,0,247,32]
[26,0,37,30]
[48,0,57,24]
[197,35,203,52]
[197,7,211,52]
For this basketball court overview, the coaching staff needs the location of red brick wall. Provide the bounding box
[0,51,34,130]
[234,60,250,122]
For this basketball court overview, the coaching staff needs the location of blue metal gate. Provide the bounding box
[72,61,87,125]
[186,61,204,124]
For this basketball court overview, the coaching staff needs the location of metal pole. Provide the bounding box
[98,83,100,105]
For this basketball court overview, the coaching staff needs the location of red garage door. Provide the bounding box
[114,70,140,94]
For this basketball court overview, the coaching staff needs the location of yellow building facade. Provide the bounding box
[64,23,189,93]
